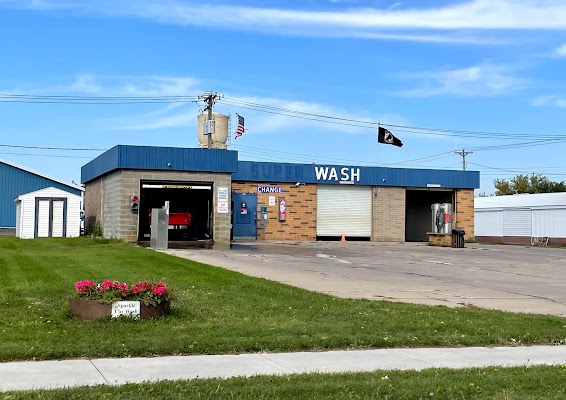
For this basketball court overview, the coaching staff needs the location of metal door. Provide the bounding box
[317,185,372,237]
[231,192,257,239]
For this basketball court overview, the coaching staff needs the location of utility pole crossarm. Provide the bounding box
[198,92,222,149]
[454,149,473,171]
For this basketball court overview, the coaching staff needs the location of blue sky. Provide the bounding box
[1,0,566,193]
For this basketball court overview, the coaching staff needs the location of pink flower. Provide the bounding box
[98,280,116,292]
[133,281,150,294]
[75,280,96,295]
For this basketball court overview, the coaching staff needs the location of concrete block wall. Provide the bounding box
[83,178,102,234]
[102,171,123,239]
[232,182,317,241]
[372,187,406,242]
[84,170,232,243]
[455,189,474,239]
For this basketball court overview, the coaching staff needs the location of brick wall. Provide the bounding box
[372,187,406,242]
[232,182,317,241]
[84,170,232,243]
[455,189,474,239]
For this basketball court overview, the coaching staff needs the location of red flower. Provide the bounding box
[75,280,169,304]
[152,286,167,296]
[133,281,150,294]
[75,280,96,295]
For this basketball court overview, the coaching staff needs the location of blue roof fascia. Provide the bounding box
[82,145,239,183]
[233,161,480,189]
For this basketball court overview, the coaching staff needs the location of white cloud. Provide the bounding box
[40,75,400,133]
[6,0,566,43]
[113,104,198,131]
[66,75,199,97]
[398,62,529,97]
[532,95,566,108]
[216,95,387,135]
[555,43,566,57]
[68,74,101,93]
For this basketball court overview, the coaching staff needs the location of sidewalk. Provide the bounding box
[2,346,566,392]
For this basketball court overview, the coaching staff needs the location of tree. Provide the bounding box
[493,174,566,196]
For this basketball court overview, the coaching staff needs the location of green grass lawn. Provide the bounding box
[0,236,565,362]
[5,366,566,399]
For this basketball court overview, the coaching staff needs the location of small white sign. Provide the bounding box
[218,187,229,201]
[269,196,276,206]
[112,301,140,319]
[217,201,229,214]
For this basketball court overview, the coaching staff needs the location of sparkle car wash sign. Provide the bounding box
[314,166,360,183]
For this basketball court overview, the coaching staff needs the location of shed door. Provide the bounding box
[317,185,372,237]
[503,208,531,237]
[36,200,50,238]
[52,201,65,237]
[35,198,67,238]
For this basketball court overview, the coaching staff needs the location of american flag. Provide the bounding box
[235,114,245,139]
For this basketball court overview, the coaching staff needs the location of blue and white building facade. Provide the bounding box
[81,145,480,243]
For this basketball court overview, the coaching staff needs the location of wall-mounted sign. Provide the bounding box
[142,184,212,190]
[217,201,229,214]
[279,198,286,221]
[112,301,140,319]
[269,196,276,206]
[314,166,360,183]
[217,187,229,201]
[258,186,282,193]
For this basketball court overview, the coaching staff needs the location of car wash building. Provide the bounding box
[81,144,479,244]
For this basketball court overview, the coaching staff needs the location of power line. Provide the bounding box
[0,151,92,159]
[0,143,106,151]
[222,97,377,126]
[4,92,566,141]
[221,98,566,140]
[0,93,199,105]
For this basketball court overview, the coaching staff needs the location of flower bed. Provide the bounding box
[69,280,171,320]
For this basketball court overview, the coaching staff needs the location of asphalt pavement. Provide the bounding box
[164,241,566,316]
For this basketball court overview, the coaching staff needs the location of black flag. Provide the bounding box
[378,126,403,147]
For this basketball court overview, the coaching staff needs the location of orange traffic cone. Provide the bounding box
[340,233,347,242]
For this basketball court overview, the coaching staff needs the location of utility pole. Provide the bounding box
[198,92,221,149]
[454,149,473,171]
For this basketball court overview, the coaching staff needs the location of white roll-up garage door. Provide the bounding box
[317,185,372,237]
[503,208,532,237]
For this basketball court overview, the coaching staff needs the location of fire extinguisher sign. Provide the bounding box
[279,198,286,221]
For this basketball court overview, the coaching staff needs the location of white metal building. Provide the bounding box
[15,187,83,239]
[475,193,566,245]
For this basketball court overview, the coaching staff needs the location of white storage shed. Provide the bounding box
[475,193,566,245]
[14,187,82,239]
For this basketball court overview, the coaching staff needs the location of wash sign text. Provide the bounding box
[258,186,282,193]
[315,166,360,182]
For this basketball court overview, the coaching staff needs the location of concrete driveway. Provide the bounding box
[163,241,566,317]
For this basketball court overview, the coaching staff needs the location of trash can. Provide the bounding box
[451,228,466,248]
